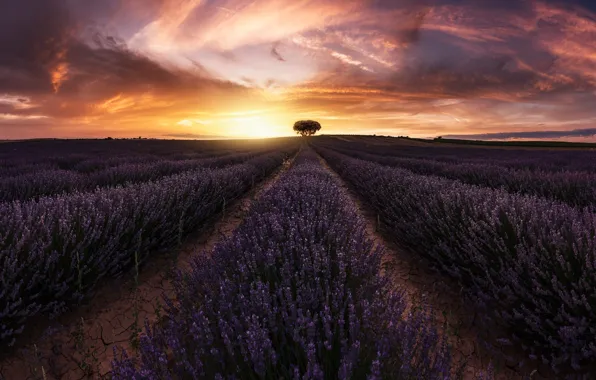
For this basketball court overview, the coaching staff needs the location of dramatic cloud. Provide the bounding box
[1,0,595,139]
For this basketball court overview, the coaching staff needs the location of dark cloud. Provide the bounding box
[270,42,286,61]
[0,0,245,100]
[389,55,554,98]
[445,127,596,140]
[0,0,252,124]
[0,0,71,93]
[309,0,595,102]
[309,53,567,101]
[371,0,533,12]
[364,1,433,48]
[216,50,238,62]
[577,0,596,13]
[0,33,247,120]
[399,8,430,46]
[63,38,197,95]
[546,0,596,13]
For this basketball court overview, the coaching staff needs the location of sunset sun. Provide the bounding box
[239,116,278,138]
[225,114,291,138]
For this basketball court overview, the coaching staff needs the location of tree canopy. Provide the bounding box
[293,120,321,137]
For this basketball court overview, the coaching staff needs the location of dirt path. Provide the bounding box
[0,156,295,380]
[314,151,541,380]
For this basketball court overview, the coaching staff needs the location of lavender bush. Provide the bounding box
[315,136,596,173]
[317,141,596,209]
[0,149,283,203]
[111,149,454,379]
[316,147,596,375]
[0,138,294,179]
[0,149,296,349]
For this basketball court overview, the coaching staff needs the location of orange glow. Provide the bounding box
[51,62,69,93]
[2,0,596,141]
[226,115,290,138]
[50,48,69,94]
[96,94,130,113]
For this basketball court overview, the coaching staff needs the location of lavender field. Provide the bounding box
[1,136,595,379]
[314,136,596,378]
[0,139,298,347]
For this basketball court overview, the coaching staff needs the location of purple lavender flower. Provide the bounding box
[111,148,453,379]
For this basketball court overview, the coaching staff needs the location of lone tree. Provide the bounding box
[293,120,321,137]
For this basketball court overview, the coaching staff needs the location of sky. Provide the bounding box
[1,0,596,140]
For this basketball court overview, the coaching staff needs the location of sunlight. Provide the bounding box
[230,115,288,138]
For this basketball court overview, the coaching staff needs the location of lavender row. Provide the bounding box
[0,139,272,167]
[0,149,279,203]
[0,147,260,177]
[111,148,459,379]
[0,138,293,177]
[316,147,596,375]
[316,137,596,173]
[0,148,296,349]
[0,149,263,181]
[318,145,596,209]
[56,149,234,174]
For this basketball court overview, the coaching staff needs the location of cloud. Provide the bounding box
[0,0,71,94]
[1,0,596,139]
[270,42,286,62]
[128,0,362,52]
[0,0,253,129]
[296,1,594,100]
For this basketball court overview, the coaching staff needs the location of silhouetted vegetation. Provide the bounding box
[293,120,321,137]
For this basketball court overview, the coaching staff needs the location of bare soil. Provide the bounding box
[0,157,294,380]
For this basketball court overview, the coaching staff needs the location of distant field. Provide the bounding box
[408,136,596,149]
[327,134,432,147]
[433,137,596,148]
[325,134,596,149]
